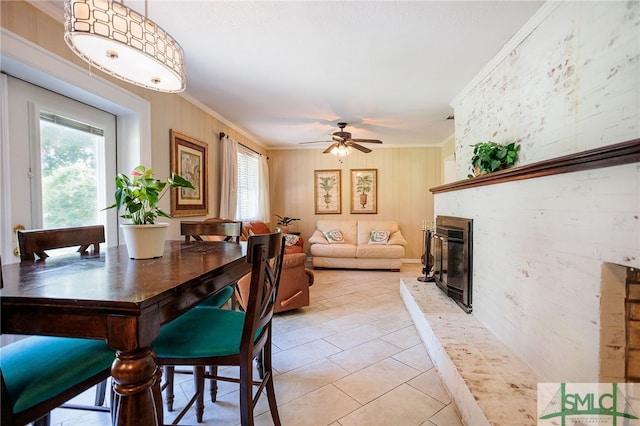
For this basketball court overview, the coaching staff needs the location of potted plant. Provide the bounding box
[319,176,336,207]
[356,174,372,207]
[106,165,194,259]
[468,141,520,178]
[274,214,300,233]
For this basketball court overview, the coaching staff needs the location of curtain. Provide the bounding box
[258,154,270,222]
[219,135,238,219]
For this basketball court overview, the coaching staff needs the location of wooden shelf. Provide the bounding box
[430,138,640,194]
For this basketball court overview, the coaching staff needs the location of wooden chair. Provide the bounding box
[17,225,104,262]
[14,225,110,412]
[180,219,242,243]
[179,219,242,310]
[0,336,114,426]
[153,232,284,425]
[163,219,244,410]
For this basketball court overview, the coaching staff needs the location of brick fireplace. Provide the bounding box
[600,263,640,383]
[627,268,640,382]
[432,0,639,384]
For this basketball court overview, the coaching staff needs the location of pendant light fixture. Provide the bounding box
[64,0,186,92]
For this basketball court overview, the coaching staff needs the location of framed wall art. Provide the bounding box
[314,169,341,214]
[170,129,208,216]
[350,169,377,214]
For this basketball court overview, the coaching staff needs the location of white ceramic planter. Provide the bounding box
[120,223,169,259]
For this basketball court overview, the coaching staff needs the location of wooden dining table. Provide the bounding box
[0,240,250,426]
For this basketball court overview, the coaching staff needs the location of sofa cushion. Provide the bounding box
[357,244,405,259]
[387,230,408,246]
[368,230,389,244]
[315,220,357,244]
[357,221,404,246]
[308,229,328,244]
[310,243,357,258]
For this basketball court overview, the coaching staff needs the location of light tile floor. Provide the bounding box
[50,264,463,426]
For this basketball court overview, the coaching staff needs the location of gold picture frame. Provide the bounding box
[170,129,207,216]
[314,169,341,214]
[350,169,377,214]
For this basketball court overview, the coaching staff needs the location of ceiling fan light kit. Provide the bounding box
[306,122,383,156]
[63,0,186,92]
[330,145,350,157]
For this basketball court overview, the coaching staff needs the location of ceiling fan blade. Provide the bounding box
[352,138,383,144]
[348,142,372,153]
[299,140,332,145]
[323,143,339,154]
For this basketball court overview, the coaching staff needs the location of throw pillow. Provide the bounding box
[284,234,300,247]
[323,229,345,244]
[369,230,390,245]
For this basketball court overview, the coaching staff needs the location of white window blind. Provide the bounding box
[236,147,260,221]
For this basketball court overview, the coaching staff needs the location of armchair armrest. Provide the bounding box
[282,253,307,269]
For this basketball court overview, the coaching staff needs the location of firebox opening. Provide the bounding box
[433,215,473,313]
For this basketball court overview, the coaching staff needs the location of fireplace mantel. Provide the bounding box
[430,138,640,194]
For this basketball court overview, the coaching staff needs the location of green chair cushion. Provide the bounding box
[153,308,250,359]
[0,336,114,415]
[195,285,234,308]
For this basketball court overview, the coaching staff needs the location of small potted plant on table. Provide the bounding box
[106,165,194,259]
[274,215,300,234]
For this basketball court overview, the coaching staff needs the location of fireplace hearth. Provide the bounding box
[433,216,473,313]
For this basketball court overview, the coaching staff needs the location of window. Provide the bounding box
[39,111,106,228]
[6,76,117,249]
[236,147,260,221]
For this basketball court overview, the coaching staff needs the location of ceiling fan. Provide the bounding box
[302,122,383,155]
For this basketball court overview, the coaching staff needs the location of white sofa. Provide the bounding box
[308,220,407,271]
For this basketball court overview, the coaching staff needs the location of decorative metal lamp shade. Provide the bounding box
[64,0,186,92]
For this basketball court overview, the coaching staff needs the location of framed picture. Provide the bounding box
[314,169,341,214]
[350,169,377,214]
[170,129,207,216]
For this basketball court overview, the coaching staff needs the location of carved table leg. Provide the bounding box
[111,348,163,426]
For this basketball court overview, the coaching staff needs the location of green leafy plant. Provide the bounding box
[319,176,336,194]
[274,215,300,226]
[468,141,521,178]
[105,165,195,225]
[356,174,373,195]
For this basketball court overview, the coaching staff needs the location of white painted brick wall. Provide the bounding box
[437,1,640,382]
[454,1,639,176]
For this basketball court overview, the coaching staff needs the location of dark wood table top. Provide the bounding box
[1,240,249,345]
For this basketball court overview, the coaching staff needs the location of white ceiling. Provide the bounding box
[37,1,543,150]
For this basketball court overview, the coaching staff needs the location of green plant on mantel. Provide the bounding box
[468,141,521,178]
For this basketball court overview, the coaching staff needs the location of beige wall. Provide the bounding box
[1,1,266,227]
[268,147,442,259]
[2,1,443,259]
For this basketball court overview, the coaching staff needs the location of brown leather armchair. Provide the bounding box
[236,252,313,313]
[242,221,304,254]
